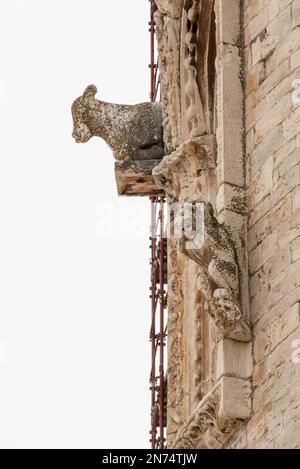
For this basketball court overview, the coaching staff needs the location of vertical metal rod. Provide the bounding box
[150,2,157,448]
[149,1,165,450]
[159,197,165,448]
[150,197,157,449]
[149,197,167,448]
[150,1,158,102]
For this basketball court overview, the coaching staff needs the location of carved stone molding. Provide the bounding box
[167,237,186,435]
[181,0,206,139]
[155,11,182,152]
[155,0,217,151]
[170,377,251,449]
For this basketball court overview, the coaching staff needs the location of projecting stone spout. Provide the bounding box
[71,85,164,162]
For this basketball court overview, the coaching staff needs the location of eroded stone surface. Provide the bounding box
[115,160,163,196]
[71,85,164,161]
[176,200,251,342]
[154,0,252,449]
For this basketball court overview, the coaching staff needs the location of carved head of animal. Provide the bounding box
[71,85,98,143]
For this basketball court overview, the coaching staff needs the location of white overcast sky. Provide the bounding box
[0,0,152,449]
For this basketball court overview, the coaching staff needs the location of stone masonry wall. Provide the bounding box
[229,0,300,449]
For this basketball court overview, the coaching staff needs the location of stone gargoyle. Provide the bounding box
[71,85,164,161]
[175,201,251,341]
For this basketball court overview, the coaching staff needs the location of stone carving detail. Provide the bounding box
[155,0,184,19]
[181,0,205,138]
[154,137,250,342]
[166,236,185,436]
[71,85,164,161]
[154,0,252,448]
[155,12,182,152]
[178,201,251,342]
[193,293,211,402]
[181,0,216,139]
[170,384,242,449]
[155,0,217,148]
[153,136,217,202]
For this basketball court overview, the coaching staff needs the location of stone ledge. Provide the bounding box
[114,159,164,196]
[170,377,251,449]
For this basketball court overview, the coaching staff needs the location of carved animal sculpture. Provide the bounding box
[175,201,250,340]
[178,201,239,298]
[71,85,164,161]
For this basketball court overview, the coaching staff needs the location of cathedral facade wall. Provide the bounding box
[229,0,300,448]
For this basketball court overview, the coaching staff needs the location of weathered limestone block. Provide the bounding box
[218,210,250,319]
[114,160,164,196]
[254,302,300,363]
[216,338,253,380]
[219,377,252,420]
[292,0,300,29]
[216,43,244,188]
[170,377,251,449]
[216,183,247,216]
[291,236,300,262]
[215,0,240,46]
[247,156,273,209]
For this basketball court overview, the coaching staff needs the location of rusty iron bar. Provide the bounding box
[149,1,166,450]
[150,199,157,448]
[149,196,167,449]
[149,0,160,102]
[159,197,165,446]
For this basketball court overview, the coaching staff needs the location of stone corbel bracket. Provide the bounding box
[170,372,251,449]
[115,159,164,196]
[178,200,251,342]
